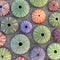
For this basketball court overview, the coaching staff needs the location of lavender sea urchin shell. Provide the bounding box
[20,21,33,33]
[29,46,45,60]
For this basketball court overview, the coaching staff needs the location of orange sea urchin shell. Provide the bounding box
[32,9,46,24]
[0,32,7,47]
[0,0,10,16]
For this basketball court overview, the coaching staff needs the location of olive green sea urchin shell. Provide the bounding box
[30,0,48,7]
[1,17,18,35]
[49,12,60,27]
[11,0,30,18]
[33,25,51,44]
[0,47,11,60]
[47,43,60,60]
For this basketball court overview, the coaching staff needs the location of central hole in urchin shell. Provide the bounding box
[8,23,11,27]
[19,42,23,46]
[56,18,58,20]
[19,5,22,8]
[25,25,28,28]
[1,55,4,58]
[54,50,57,53]
[0,5,2,8]
[37,54,39,56]
[53,4,55,6]
[41,33,44,36]
[38,15,40,17]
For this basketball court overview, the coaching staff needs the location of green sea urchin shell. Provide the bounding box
[11,0,30,18]
[30,0,48,7]
[49,12,60,27]
[47,43,60,60]
[1,17,18,35]
[0,47,11,60]
[11,34,30,54]
[33,25,51,44]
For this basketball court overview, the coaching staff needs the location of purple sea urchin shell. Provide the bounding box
[20,21,33,33]
[52,28,60,42]
[29,47,45,60]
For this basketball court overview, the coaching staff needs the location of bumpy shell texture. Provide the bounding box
[29,47,45,60]
[32,9,46,24]
[30,0,48,7]
[20,21,33,33]
[1,17,18,35]
[0,32,7,47]
[48,0,59,12]
[47,43,60,60]
[33,25,51,44]
[11,0,30,18]
[0,47,11,60]
[11,34,30,54]
[0,0,10,16]
[15,56,25,60]
[52,28,60,42]
[49,12,60,27]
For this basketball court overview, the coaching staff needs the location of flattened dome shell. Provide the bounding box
[11,34,30,54]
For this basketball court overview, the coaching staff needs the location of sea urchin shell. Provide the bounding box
[29,46,45,60]
[11,0,30,18]
[52,28,60,42]
[11,34,30,54]
[0,0,10,16]
[20,21,33,33]
[47,43,60,60]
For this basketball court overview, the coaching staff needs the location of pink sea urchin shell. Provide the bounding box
[0,32,7,47]
[15,56,25,60]
[0,0,10,16]
[48,0,59,12]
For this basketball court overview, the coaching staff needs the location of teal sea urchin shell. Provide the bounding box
[33,25,51,44]
[11,0,30,18]
[47,43,60,60]
[11,34,30,54]
[1,17,18,35]
[49,12,60,27]
[30,0,48,7]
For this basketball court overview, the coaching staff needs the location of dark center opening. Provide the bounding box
[0,5,2,8]
[1,55,4,58]
[54,50,57,53]
[25,25,28,28]
[41,33,44,36]
[53,4,55,6]
[8,23,11,27]
[19,42,23,46]
[37,54,39,56]
[56,18,58,20]
[19,6,22,8]
[38,15,40,17]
